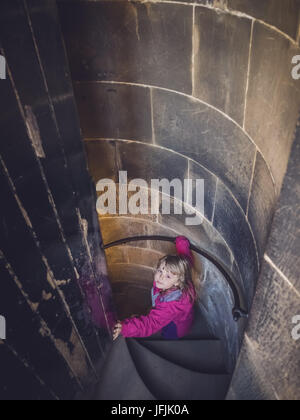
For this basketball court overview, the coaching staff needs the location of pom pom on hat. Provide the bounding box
[175,236,194,267]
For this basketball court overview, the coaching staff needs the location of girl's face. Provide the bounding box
[154,262,180,291]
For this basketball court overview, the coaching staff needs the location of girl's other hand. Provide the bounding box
[113,321,122,341]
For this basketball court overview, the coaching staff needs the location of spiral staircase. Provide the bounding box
[86,236,246,400]
[94,302,232,400]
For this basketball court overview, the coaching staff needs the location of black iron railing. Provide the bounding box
[102,235,248,321]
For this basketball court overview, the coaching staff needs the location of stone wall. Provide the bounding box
[58,0,300,313]
[0,0,115,400]
[227,117,300,400]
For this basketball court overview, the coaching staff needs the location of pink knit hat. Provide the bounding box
[175,236,194,267]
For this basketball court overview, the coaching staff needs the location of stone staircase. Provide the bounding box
[94,306,232,400]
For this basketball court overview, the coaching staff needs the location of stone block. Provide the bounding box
[99,216,174,248]
[228,0,300,40]
[159,206,234,271]
[194,7,252,125]
[107,263,154,286]
[189,160,217,222]
[244,22,300,192]
[111,281,152,320]
[125,246,164,268]
[265,127,300,292]
[117,141,189,200]
[213,181,259,303]
[85,140,118,184]
[147,239,177,257]
[247,152,277,261]
[198,257,240,372]
[74,83,152,142]
[105,246,129,265]
[58,1,193,93]
[229,260,300,400]
[97,183,158,223]
[153,88,256,212]
[231,260,248,311]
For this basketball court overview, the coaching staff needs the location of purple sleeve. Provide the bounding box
[121,301,176,338]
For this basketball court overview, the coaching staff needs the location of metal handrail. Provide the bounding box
[102,235,248,321]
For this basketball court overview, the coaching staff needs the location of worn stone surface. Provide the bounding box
[85,140,118,184]
[228,0,300,40]
[4,0,297,399]
[228,122,300,400]
[153,88,256,213]
[189,160,217,222]
[105,246,129,266]
[111,281,152,320]
[198,256,240,373]
[265,126,300,292]
[247,152,277,260]
[99,216,173,246]
[107,263,154,287]
[75,83,153,142]
[126,246,163,267]
[96,180,159,224]
[194,7,252,125]
[65,0,300,43]
[244,22,300,193]
[226,335,279,400]
[231,260,247,312]
[0,342,56,400]
[99,212,235,286]
[146,238,178,256]
[89,136,215,223]
[228,262,300,400]
[213,181,259,305]
[116,140,189,200]
[0,255,79,399]
[158,202,235,273]
[0,0,115,399]
[57,1,193,93]
[105,245,163,269]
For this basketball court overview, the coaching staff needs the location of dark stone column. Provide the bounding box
[0,0,116,400]
[227,117,300,400]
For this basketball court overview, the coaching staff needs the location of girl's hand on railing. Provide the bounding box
[113,321,122,340]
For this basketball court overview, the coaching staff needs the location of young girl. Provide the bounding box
[113,236,197,340]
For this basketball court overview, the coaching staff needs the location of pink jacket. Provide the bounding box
[121,280,196,339]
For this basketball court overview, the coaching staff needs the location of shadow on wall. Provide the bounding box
[194,254,240,374]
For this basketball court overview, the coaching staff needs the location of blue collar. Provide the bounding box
[151,288,183,307]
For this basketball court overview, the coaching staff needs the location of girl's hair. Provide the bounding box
[156,255,196,303]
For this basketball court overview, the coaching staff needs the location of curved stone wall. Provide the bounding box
[58,0,300,312]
